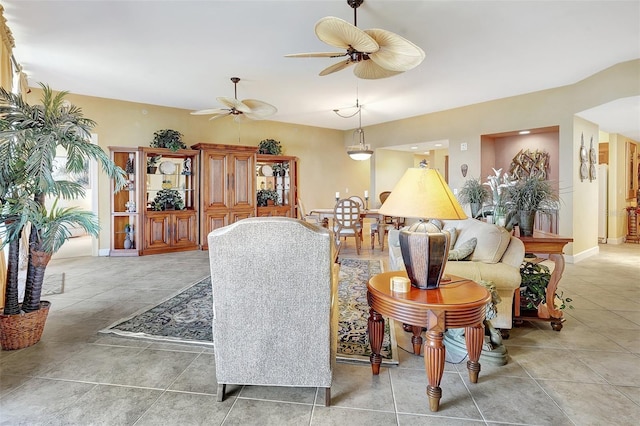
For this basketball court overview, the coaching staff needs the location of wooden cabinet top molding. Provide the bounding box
[191,143,258,153]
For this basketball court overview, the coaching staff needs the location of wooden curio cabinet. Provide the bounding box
[109,147,141,256]
[140,147,199,255]
[256,154,298,218]
[192,143,257,249]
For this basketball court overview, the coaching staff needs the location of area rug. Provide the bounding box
[99,258,398,366]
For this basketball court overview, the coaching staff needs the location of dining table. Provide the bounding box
[309,207,381,228]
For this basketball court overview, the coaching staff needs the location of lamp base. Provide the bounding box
[399,222,449,289]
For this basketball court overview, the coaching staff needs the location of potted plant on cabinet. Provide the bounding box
[257,189,279,206]
[150,129,187,152]
[151,188,185,211]
[0,84,127,350]
[258,139,282,155]
[146,155,161,174]
[506,176,560,236]
[458,178,490,218]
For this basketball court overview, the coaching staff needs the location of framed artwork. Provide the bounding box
[579,133,588,182]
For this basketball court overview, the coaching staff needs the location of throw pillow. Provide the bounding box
[448,237,477,261]
[444,227,457,249]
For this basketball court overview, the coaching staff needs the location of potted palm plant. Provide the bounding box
[458,178,490,218]
[506,176,560,236]
[0,84,127,350]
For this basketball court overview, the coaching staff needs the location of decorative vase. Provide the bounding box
[518,210,536,236]
[470,203,481,219]
[147,166,157,174]
[124,233,132,249]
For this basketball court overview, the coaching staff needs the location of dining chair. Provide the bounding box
[348,196,366,239]
[297,198,321,225]
[333,198,363,255]
[369,217,393,250]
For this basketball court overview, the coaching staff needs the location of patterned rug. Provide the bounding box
[100,258,398,365]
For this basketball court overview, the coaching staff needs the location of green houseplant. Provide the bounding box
[258,139,282,155]
[146,155,161,173]
[519,260,572,312]
[256,189,279,206]
[458,178,490,218]
[151,188,185,211]
[150,129,187,152]
[506,176,560,236]
[0,84,127,349]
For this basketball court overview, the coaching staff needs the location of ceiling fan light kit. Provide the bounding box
[191,77,277,121]
[286,0,425,79]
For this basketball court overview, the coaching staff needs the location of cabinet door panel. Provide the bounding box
[173,212,198,248]
[203,152,228,209]
[144,215,170,250]
[229,209,254,223]
[231,152,255,208]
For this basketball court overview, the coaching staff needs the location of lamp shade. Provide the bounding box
[379,168,467,220]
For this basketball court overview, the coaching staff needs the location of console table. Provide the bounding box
[515,229,573,331]
[626,206,639,243]
[367,271,490,412]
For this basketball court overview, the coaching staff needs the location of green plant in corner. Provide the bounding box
[258,138,282,155]
[519,260,572,311]
[151,129,187,152]
[0,84,127,330]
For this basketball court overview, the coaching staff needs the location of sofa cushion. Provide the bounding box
[448,237,476,260]
[444,219,511,264]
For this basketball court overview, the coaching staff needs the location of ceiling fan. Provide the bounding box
[285,0,425,79]
[191,77,277,121]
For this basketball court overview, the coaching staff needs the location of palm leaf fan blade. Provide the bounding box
[353,60,402,79]
[319,59,355,76]
[217,97,251,113]
[284,52,346,58]
[365,29,425,72]
[241,99,277,119]
[315,16,379,52]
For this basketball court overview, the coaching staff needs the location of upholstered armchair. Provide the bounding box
[208,217,339,406]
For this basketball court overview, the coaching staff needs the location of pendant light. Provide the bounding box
[334,95,373,161]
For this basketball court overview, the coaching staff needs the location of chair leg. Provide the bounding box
[216,384,226,402]
[370,230,376,250]
[324,387,331,407]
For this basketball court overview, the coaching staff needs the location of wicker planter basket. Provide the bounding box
[0,301,51,350]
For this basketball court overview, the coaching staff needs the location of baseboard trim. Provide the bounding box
[566,245,599,264]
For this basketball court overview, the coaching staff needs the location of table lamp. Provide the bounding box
[379,167,467,289]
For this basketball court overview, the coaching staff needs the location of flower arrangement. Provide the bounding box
[483,168,515,218]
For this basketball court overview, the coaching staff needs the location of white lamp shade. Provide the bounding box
[379,168,467,220]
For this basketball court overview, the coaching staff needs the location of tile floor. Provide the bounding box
[0,239,638,425]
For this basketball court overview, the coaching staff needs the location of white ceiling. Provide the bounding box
[3,0,639,144]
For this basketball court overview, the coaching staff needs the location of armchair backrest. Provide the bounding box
[208,217,338,389]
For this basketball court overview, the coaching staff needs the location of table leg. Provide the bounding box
[411,325,423,355]
[424,330,445,412]
[368,307,384,375]
[546,253,566,320]
[464,323,484,383]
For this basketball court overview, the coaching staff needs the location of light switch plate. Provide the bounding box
[461,143,468,151]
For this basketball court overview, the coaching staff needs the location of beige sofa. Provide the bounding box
[388,218,525,332]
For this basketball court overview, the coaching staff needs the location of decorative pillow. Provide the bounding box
[448,237,477,261]
[444,227,457,249]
